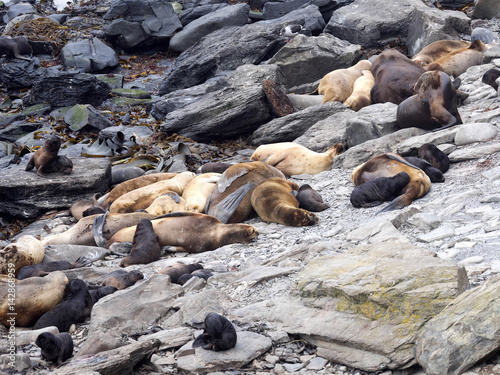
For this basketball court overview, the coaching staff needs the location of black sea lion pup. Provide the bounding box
[89,285,118,304]
[192,312,237,351]
[295,184,329,212]
[482,69,500,91]
[178,269,213,285]
[35,332,73,365]
[101,269,144,290]
[25,134,73,177]
[119,218,161,267]
[404,157,445,183]
[17,257,90,280]
[350,172,410,208]
[159,263,203,284]
[33,279,93,332]
[418,143,450,173]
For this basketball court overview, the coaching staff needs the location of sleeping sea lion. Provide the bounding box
[197,162,232,174]
[350,172,410,208]
[177,269,213,285]
[351,153,431,212]
[89,285,117,304]
[36,332,74,364]
[404,156,445,182]
[192,312,237,351]
[119,219,161,267]
[411,40,471,67]
[101,269,144,290]
[145,192,186,216]
[183,173,220,213]
[69,194,105,221]
[250,178,318,226]
[0,235,44,276]
[17,257,90,280]
[418,143,450,173]
[25,134,73,177]
[250,143,344,176]
[343,70,375,111]
[159,263,204,283]
[295,184,329,212]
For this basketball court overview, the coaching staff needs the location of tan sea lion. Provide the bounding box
[343,70,375,111]
[145,192,186,216]
[351,153,431,212]
[101,269,144,290]
[411,40,471,67]
[250,178,318,226]
[107,212,258,253]
[109,171,195,213]
[119,219,161,267]
[182,173,220,213]
[0,271,68,327]
[250,142,344,176]
[318,60,372,103]
[25,134,73,177]
[0,235,44,276]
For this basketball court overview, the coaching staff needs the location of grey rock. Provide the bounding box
[16,326,59,346]
[179,4,228,26]
[287,94,324,110]
[482,166,500,180]
[64,104,114,132]
[262,0,310,19]
[448,143,500,162]
[407,213,442,231]
[454,122,498,145]
[307,356,329,370]
[346,218,410,243]
[472,0,500,19]
[483,44,500,64]
[214,265,299,287]
[61,38,119,73]
[4,3,37,23]
[0,57,45,90]
[0,353,31,372]
[75,331,123,358]
[44,244,110,263]
[417,225,456,243]
[138,327,194,350]
[63,267,120,285]
[396,127,458,155]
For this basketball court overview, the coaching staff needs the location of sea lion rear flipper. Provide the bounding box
[213,183,255,224]
[192,333,213,348]
[93,213,108,248]
[74,256,92,268]
[376,194,412,214]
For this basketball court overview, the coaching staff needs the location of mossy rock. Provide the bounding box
[111,88,151,99]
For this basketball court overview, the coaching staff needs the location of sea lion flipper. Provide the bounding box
[25,155,35,171]
[213,183,255,224]
[192,333,212,348]
[376,194,412,214]
[93,213,108,248]
[385,153,421,170]
[163,191,180,203]
[217,167,248,193]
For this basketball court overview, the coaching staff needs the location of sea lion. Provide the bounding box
[197,162,232,174]
[25,134,73,177]
[295,184,329,212]
[89,285,117,304]
[183,173,220,213]
[351,153,431,212]
[250,178,318,226]
[396,70,463,131]
[482,68,500,90]
[17,257,90,280]
[418,143,450,173]
[318,60,372,103]
[404,156,445,183]
[425,40,487,78]
[350,172,411,208]
[159,263,204,283]
[111,166,145,185]
[33,279,93,332]
[192,312,237,351]
[0,36,31,61]
[343,70,375,111]
[411,40,470,67]
[36,332,74,364]
[119,219,161,267]
[101,269,144,289]
[471,27,499,45]
[177,269,213,285]
[145,192,186,216]
[250,142,344,176]
[109,171,195,213]
[370,49,425,105]
[107,212,258,253]
[206,162,285,223]
[69,194,105,221]
[0,235,44,276]
[0,271,68,327]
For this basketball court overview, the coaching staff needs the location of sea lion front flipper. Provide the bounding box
[376,194,412,214]
[192,333,212,348]
[217,167,248,193]
[385,153,421,170]
[93,213,108,248]
[25,155,35,171]
[213,183,255,224]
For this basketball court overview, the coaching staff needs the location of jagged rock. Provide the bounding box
[454,122,498,145]
[268,33,362,93]
[416,275,500,375]
[63,104,114,132]
[0,157,111,219]
[61,38,119,73]
[448,143,500,162]
[472,0,500,19]
[213,265,299,287]
[169,3,250,53]
[138,327,194,350]
[0,58,45,90]
[0,106,53,141]
[346,218,410,243]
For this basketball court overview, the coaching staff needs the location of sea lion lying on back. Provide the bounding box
[25,134,73,177]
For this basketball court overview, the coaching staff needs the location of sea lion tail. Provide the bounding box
[93,213,108,248]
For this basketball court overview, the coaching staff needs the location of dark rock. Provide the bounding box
[63,104,114,132]
[261,79,295,117]
[0,57,45,90]
[434,0,472,9]
[178,4,228,26]
[61,38,119,73]
[472,0,500,19]
[4,3,37,24]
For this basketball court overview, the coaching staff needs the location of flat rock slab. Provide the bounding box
[177,331,272,372]
[0,157,111,219]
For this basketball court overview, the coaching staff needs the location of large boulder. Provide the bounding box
[61,38,119,73]
[0,58,45,90]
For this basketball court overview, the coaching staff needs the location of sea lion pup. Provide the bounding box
[206,161,285,223]
[89,285,117,304]
[250,178,318,226]
[250,142,345,176]
[183,173,220,213]
[192,312,237,351]
[17,257,90,280]
[351,153,431,212]
[370,49,425,105]
[145,192,186,216]
[119,219,161,267]
[0,36,31,61]
[68,194,105,221]
[33,279,93,332]
[159,263,204,283]
[482,68,500,90]
[343,70,375,111]
[109,171,195,213]
[0,271,68,327]
[101,269,144,289]
[0,235,44,276]
[197,162,232,174]
[25,134,73,177]
[36,332,74,365]
[107,212,258,253]
[425,40,488,78]
[418,143,450,173]
[397,70,463,131]
[295,184,329,212]
[350,172,411,208]
[103,172,178,209]
[404,156,445,183]
[178,269,214,285]
[318,60,372,103]
[411,40,471,67]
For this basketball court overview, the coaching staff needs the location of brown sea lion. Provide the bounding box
[351,153,431,212]
[206,162,285,223]
[69,194,105,221]
[418,143,450,173]
[36,332,74,365]
[482,68,500,90]
[107,212,258,253]
[0,271,68,327]
[250,178,318,226]
[159,263,204,283]
[397,70,463,131]
[0,235,44,276]
[343,70,375,111]
[183,173,220,213]
[295,184,329,212]
[109,171,195,213]
[250,142,344,176]
[350,172,411,208]
[101,269,144,290]
[145,192,186,216]
[178,269,213,285]
[404,156,445,183]
[411,40,471,67]
[25,134,73,177]
[318,60,372,103]
[0,36,31,61]
[192,312,237,351]
[17,257,90,280]
[119,219,161,267]
[425,40,487,78]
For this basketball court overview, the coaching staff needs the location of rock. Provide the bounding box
[74,331,123,358]
[63,104,114,132]
[454,123,498,145]
[61,38,119,73]
[179,4,228,26]
[448,143,500,162]
[408,213,442,231]
[138,327,194,350]
[0,353,30,372]
[396,127,458,155]
[0,157,111,219]
[483,44,500,64]
[111,89,151,99]
[44,244,110,263]
[16,326,59,346]
[346,218,410,243]
[0,58,45,90]
[169,3,250,53]
[4,3,37,23]
[416,275,500,375]
[416,225,455,243]
[472,0,500,19]
[287,93,324,110]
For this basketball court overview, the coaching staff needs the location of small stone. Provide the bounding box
[482,166,500,180]
[458,256,484,265]
[454,242,476,249]
[306,356,328,370]
[266,354,280,365]
[267,331,289,343]
[417,225,455,243]
[283,363,304,372]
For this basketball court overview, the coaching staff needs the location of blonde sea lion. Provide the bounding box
[145,192,186,216]
[250,142,344,176]
[318,60,372,103]
[119,219,161,267]
[343,70,375,111]
[183,173,221,213]
[250,178,318,226]
[0,235,44,276]
[109,171,195,213]
[411,40,471,67]
[107,212,258,253]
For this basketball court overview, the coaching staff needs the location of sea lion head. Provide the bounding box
[35,332,59,360]
[127,270,144,284]
[44,134,61,153]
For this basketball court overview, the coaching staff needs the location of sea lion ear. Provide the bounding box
[452,77,461,89]
[455,89,469,102]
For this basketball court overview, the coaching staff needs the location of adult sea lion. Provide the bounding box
[0,235,44,276]
[159,263,204,284]
[404,156,445,183]
[411,40,470,67]
[192,312,237,351]
[101,269,144,289]
[350,172,411,208]
[36,332,74,364]
[250,178,318,226]
[250,142,344,176]
[183,173,220,213]
[344,70,375,111]
[145,192,186,216]
[107,212,258,253]
[418,143,450,173]
[119,219,161,267]
[295,184,330,212]
[25,134,73,177]
[17,257,90,280]
[482,68,500,90]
